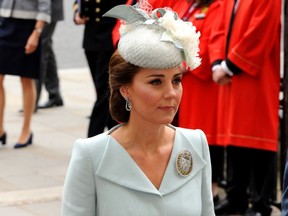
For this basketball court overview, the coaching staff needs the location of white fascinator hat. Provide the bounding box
[104,0,201,70]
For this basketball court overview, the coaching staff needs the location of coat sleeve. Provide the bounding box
[197,130,215,216]
[228,0,281,76]
[282,161,288,215]
[37,0,51,22]
[62,139,97,216]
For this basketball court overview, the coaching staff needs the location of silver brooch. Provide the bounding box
[176,149,193,177]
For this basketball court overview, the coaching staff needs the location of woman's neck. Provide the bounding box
[111,121,174,153]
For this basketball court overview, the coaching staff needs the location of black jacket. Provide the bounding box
[74,0,127,52]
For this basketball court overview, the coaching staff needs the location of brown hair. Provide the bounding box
[109,50,141,123]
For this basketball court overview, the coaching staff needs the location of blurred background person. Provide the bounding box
[0,0,50,148]
[211,0,281,215]
[37,0,64,110]
[73,0,127,137]
[173,0,224,206]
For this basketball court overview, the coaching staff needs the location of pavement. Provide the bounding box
[0,68,282,215]
[0,68,93,216]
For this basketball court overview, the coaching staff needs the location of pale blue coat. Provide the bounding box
[62,125,215,216]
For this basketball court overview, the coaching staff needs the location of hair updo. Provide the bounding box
[108,50,141,123]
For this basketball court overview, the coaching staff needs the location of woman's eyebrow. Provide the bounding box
[146,74,165,78]
[146,72,182,78]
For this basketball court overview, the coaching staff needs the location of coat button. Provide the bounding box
[95,8,100,13]
[95,18,100,22]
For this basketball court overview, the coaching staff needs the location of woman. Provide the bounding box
[62,2,215,215]
[173,0,224,204]
[0,0,50,148]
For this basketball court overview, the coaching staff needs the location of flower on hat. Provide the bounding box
[156,10,201,70]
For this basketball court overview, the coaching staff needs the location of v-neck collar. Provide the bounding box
[95,125,207,196]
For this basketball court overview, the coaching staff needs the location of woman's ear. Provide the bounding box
[119,85,130,99]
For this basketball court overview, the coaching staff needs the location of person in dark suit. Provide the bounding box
[73,0,127,137]
[282,160,288,216]
[37,0,64,109]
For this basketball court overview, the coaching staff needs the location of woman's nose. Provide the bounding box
[163,84,177,98]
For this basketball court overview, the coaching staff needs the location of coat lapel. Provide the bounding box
[96,136,161,195]
[159,128,207,195]
[96,127,207,196]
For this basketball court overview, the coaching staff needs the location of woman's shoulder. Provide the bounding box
[175,126,208,153]
[71,132,110,163]
[74,124,124,152]
[175,126,206,139]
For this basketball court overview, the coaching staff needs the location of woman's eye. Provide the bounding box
[173,77,182,84]
[149,79,162,85]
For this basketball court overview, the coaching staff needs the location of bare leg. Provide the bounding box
[0,74,5,136]
[18,77,35,143]
[212,182,219,197]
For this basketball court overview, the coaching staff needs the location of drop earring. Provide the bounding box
[125,98,132,111]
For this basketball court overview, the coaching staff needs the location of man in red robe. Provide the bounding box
[210,0,281,215]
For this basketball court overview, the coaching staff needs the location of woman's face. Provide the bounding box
[126,66,183,125]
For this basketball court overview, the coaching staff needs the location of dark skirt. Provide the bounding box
[0,17,41,79]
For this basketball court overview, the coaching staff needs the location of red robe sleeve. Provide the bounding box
[228,0,281,77]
